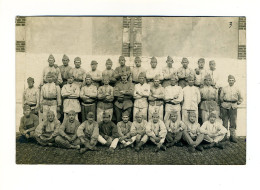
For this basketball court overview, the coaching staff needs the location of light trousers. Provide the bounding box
[98,135,119,149]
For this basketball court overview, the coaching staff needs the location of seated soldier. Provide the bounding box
[35,110,61,146]
[146,111,167,152]
[55,110,81,149]
[117,112,136,149]
[98,111,120,153]
[130,111,148,152]
[77,112,99,154]
[183,110,204,153]
[165,110,186,148]
[19,104,39,141]
[200,111,228,149]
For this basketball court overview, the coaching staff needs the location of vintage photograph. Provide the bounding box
[16,16,246,165]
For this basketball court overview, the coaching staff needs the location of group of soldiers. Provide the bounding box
[19,54,243,153]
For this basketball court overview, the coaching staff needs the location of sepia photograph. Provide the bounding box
[15,16,246,165]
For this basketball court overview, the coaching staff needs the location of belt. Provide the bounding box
[166,102,180,105]
[74,79,83,82]
[149,101,164,106]
[44,97,56,101]
[63,97,78,100]
[28,104,36,107]
[201,98,216,101]
[224,100,237,103]
[82,101,96,105]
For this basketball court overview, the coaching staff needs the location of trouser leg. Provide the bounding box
[213,134,225,143]
[114,106,122,123]
[204,135,214,143]
[221,107,229,129]
[230,108,237,133]
[201,110,209,123]
[150,137,165,148]
[35,136,54,146]
[194,134,204,146]
[166,132,174,143]
[110,138,119,149]
[81,105,87,122]
[141,134,148,143]
[174,131,183,143]
[183,131,195,145]
[55,136,71,149]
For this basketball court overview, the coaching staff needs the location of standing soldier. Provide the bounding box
[87,60,102,88]
[97,75,114,122]
[208,60,221,89]
[162,56,177,87]
[133,72,150,121]
[148,75,165,121]
[61,73,81,121]
[132,56,146,84]
[80,74,98,122]
[102,59,117,86]
[22,77,40,116]
[114,56,132,82]
[114,72,135,122]
[41,54,62,86]
[177,57,195,88]
[70,57,86,88]
[220,75,243,143]
[194,58,207,87]
[146,56,164,84]
[40,72,61,121]
[164,74,183,122]
[59,54,72,87]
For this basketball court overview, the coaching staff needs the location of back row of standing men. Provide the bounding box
[22,54,243,145]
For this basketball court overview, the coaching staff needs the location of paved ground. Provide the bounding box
[16,136,246,165]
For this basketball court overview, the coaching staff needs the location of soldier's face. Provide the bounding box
[46,76,53,83]
[188,79,194,86]
[103,78,110,85]
[170,78,177,86]
[91,64,97,71]
[119,57,125,66]
[150,61,157,68]
[24,109,31,117]
[121,75,127,82]
[103,115,110,123]
[154,79,160,87]
[122,116,129,123]
[74,61,81,68]
[209,62,216,70]
[106,62,112,70]
[47,113,55,122]
[48,59,55,67]
[138,77,145,84]
[68,113,75,122]
[85,78,92,85]
[170,114,178,122]
[27,81,34,88]
[188,115,196,123]
[182,61,189,68]
[167,60,173,67]
[198,60,205,68]
[152,115,159,123]
[67,77,74,84]
[136,115,143,123]
[135,60,141,67]
[62,58,69,66]
[205,78,212,86]
[228,79,235,86]
[87,117,94,123]
[209,116,216,124]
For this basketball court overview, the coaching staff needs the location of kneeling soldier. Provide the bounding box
[77,112,99,154]
[130,111,148,152]
[35,110,60,146]
[98,111,120,153]
[165,110,186,148]
[146,111,167,152]
[183,110,204,153]
[55,110,81,149]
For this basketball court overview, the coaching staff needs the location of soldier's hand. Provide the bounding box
[25,134,30,139]
[155,137,161,143]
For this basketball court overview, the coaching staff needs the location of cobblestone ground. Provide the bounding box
[16,136,246,165]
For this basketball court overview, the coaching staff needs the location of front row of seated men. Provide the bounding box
[19,103,227,153]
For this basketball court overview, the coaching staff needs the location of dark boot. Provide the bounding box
[215,142,224,149]
[195,145,204,152]
[135,142,144,152]
[166,142,175,148]
[160,145,167,151]
[230,135,238,143]
[203,143,215,149]
[188,146,196,153]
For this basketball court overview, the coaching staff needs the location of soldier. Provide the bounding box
[19,104,39,141]
[146,56,164,84]
[208,60,221,89]
[146,111,167,152]
[41,54,62,86]
[102,58,117,86]
[55,110,81,149]
[194,58,207,87]
[35,110,61,146]
[114,56,132,82]
[183,110,204,153]
[77,112,99,154]
[80,74,98,122]
[61,73,81,121]
[220,75,243,143]
[98,111,120,153]
[87,60,102,88]
[97,75,114,122]
[182,75,201,125]
[177,57,195,88]
[164,74,183,122]
[165,110,186,148]
[59,54,72,87]
[132,56,146,84]
[148,75,165,121]
[130,111,148,152]
[162,56,177,87]
[70,57,86,88]
[22,77,39,116]
[40,72,61,121]
[114,72,134,122]
[133,72,150,121]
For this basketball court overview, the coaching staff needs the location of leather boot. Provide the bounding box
[230,129,238,143]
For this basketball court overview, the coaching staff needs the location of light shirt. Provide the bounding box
[80,84,98,104]
[77,121,99,140]
[146,120,167,138]
[146,68,164,81]
[177,67,195,80]
[59,65,72,81]
[87,69,102,82]
[220,85,243,109]
[61,83,81,113]
[130,120,148,135]
[185,122,201,137]
[162,67,177,80]
[42,66,63,85]
[132,66,146,82]
[164,85,183,105]
[40,82,61,106]
[200,121,227,136]
[182,86,201,110]
[195,68,207,86]
[165,120,186,133]
[133,83,150,108]
[23,87,39,107]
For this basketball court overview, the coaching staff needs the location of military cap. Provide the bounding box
[135,111,143,117]
[228,75,236,80]
[106,59,112,64]
[91,60,98,65]
[103,111,111,117]
[23,104,31,111]
[47,110,55,116]
[62,54,69,60]
[135,56,141,61]
[166,56,173,62]
[85,73,92,79]
[204,74,212,80]
[46,72,55,78]
[170,110,178,116]
[122,111,129,117]
[27,77,34,82]
[138,72,146,79]
[74,57,81,62]
[119,56,126,60]
[67,72,74,79]
[181,57,189,63]
[152,110,159,117]
[102,75,110,81]
[208,111,217,119]
[187,110,196,117]
[170,73,178,81]
[68,110,76,116]
[48,54,55,61]
[87,112,95,118]
[150,56,157,62]
[198,58,205,63]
